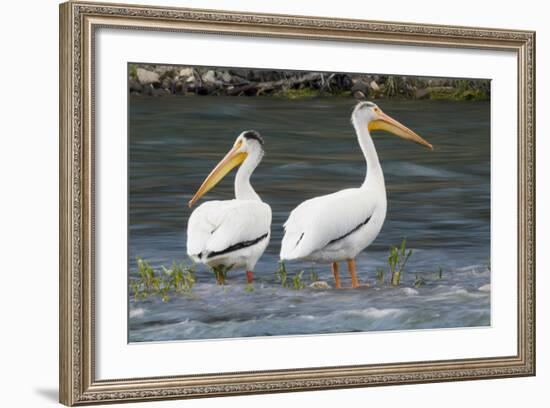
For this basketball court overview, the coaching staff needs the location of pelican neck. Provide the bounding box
[234,149,262,201]
[353,119,384,189]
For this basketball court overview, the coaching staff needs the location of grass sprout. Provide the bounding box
[376,267,385,286]
[309,268,319,283]
[388,238,413,286]
[130,257,196,302]
[276,261,289,288]
[414,275,425,288]
[293,271,306,290]
[276,261,307,290]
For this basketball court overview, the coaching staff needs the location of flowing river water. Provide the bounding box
[128,96,490,342]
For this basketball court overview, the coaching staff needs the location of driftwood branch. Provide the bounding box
[226,73,322,96]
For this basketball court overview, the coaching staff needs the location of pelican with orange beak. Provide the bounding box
[280,101,433,289]
[187,130,271,284]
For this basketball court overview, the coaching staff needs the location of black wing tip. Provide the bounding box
[207,233,269,258]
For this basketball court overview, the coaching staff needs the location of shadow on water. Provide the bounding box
[128,96,491,342]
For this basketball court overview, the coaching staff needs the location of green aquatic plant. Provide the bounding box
[309,269,319,283]
[376,267,385,286]
[276,261,289,288]
[212,264,232,285]
[244,283,254,293]
[162,261,196,295]
[388,238,413,286]
[136,257,160,294]
[130,279,144,301]
[292,271,306,290]
[414,274,425,288]
[130,258,196,301]
[276,261,307,290]
[159,285,171,302]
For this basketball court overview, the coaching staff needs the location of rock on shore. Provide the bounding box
[128,64,490,100]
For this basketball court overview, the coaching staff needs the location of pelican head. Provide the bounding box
[352,101,433,150]
[188,130,264,208]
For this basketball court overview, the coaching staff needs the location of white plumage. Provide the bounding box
[280,101,432,288]
[186,130,271,283]
[280,187,385,263]
[187,199,271,271]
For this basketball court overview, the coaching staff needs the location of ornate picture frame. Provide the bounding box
[59,1,535,405]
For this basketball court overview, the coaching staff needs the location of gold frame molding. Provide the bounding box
[59,1,536,405]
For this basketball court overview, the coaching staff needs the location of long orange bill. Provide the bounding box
[369,111,433,150]
[188,142,247,208]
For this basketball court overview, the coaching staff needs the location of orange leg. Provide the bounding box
[246,271,254,284]
[347,259,360,289]
[332,262,341,289]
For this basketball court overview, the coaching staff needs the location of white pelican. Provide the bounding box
[186,130,271,284]
[280,102,433,288]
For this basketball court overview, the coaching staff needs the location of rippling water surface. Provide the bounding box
[128,96,490,342]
